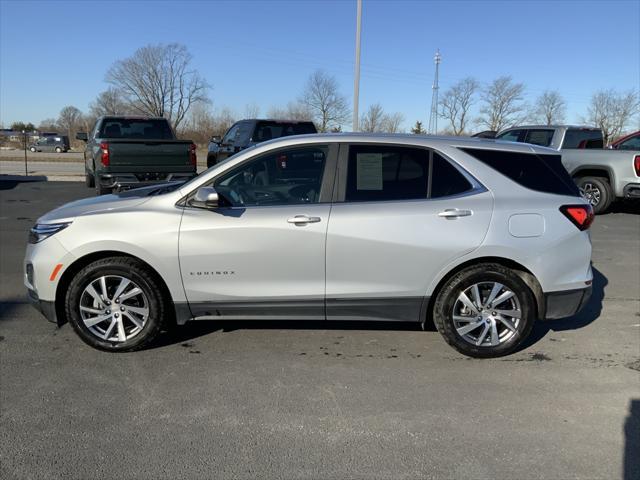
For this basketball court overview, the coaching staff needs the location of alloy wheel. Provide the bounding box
[79,275,149,342]
[452,282,521,347]
[579,182,601,206]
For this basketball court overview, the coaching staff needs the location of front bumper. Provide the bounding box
[27,288,58,324]
[543,286,592,320]
[99,172,197,192]
[623,183,640,199]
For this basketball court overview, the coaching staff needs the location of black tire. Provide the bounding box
[206,152,217,168]
[65,256,167,352]
[575,176,612,214]
[432,263,536,358]
[85,170,95,188]
[95,178,111,195]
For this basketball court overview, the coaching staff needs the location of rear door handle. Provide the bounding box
[438,208,472,219]
[287,215,321,225]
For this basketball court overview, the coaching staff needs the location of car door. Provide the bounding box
[218,123,242,162]
[325,143,493,322]
[179,142,337,320]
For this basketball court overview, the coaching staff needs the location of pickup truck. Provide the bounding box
[207,119,317,167]
[496,125,640,213]
[76,116,197,195]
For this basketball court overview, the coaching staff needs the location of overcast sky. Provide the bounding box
[1,0,638,130]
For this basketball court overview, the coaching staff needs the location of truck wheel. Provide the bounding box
[576,176,612,214]
[206,153,217,168]
[65,256,167,352]
[95,180,112,196]
[85,170,95,188]
[432,263,536,358]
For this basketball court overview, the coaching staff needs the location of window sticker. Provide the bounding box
[356,153,383,190]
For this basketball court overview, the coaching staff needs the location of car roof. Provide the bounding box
[500,125,600,130]
[255,132,558,155]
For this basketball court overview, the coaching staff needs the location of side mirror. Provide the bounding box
[210,136,221,144]
[191,186,220,209]
[76,132,88,141]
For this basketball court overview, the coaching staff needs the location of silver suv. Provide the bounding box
[25,134,594,358]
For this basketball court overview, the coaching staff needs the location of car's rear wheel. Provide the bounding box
[85,170,95,188]
[55,147,62,153]
[433,263,536,358]
[95,179,112,195]
[65,257,166,352]
[576,176,612,214]
[30,147,36,153]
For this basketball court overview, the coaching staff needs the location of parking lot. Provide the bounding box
[0,180,638,479]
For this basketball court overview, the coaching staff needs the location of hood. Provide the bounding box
[36,183,181,224]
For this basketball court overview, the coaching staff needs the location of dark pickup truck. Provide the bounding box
[77,116,197,195]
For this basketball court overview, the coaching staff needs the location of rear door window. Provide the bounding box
[344,145,473,202]
[525,129,554,147]
[460,148,579,196]
[561,129,604,149]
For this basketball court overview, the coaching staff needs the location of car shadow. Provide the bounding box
[0,175,47,190]
[154,267,607,350]
[518,266,607,350]
[624,399,640,480]
[609,201,639,215]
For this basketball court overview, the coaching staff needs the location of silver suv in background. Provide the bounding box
[496,125,640,213]
[25,134,593,358]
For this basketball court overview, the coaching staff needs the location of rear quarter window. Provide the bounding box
[561,129,604,149]
[460,148,580,196]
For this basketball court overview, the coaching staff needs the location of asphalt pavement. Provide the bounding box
[0,180,639,480]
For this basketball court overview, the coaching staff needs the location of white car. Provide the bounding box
[25,134,594,357]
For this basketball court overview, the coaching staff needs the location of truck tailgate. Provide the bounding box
[106,140,194,173]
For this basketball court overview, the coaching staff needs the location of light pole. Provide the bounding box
[352,0,362,132]
[22,130,28,176]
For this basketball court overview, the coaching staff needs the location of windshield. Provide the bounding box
[99,119,174,139]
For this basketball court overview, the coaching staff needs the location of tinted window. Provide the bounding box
[460,148,580,196]
[214,146,327,206]
[497,130,524,143]
[345,145,429,202]
[618,135,640,150]
[253,122,317,142]
[99,119,174,139]
[561,129,603,149]
[222,124,241,144]
[525,129,554,147]
[431,153,473,198]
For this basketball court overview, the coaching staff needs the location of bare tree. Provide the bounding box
[360,103,386,132]
[106,43,210,130]
[57,106,83,138]
[478,76,527,132]
[38,118,58,131]
[532,90,566,125]
[90,88,130,117]
[382,112,404,133]
[299,70,350,132]
[587,89,640,144]
[243,102,260,118]
[440,77,479,135]
[267,102,314,121]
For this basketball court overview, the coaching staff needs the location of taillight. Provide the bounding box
[560,204,594,231]
[189,143,197,167]
[99,142,109,167]
[634,155,640,176]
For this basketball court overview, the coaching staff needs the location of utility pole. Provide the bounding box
[428,49,441,134]
[22,130,28,176]
[352,0,362,132]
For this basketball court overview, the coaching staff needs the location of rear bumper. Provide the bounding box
[27,288,58,324]
[623,183,640,198]
[543,286,592,320]
[99,172,197,192]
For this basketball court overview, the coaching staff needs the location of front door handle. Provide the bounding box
[438,208,472,219]
[287,215,321,225]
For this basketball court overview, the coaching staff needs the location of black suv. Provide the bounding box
[207,119,317,167]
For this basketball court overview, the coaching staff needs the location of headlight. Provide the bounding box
[28,222,71,244]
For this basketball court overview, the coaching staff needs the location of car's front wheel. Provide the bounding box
[65,257,167,352]
[206,152,217,168]
[433,263,536,358]
[30,147,36,152]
